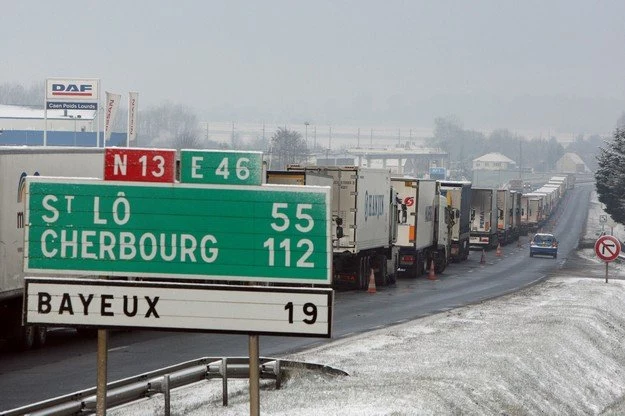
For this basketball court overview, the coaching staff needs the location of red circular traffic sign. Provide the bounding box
[594,235,621,262]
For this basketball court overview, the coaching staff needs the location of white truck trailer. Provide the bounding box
[392,177,450,277]
[521,192,545,233]
[438,180,471,262]
[0,147,104,349]
[470,188,499,249]
[267,166,399,289]
[511,191,522,241]
[496,189,521,245]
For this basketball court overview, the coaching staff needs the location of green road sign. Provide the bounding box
[180,150,263,185]
[25,177,331,285]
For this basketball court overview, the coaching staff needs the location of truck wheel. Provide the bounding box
[418,254,426,278]
[435,254,447,274]
[373,255,388,286]
[34,326,47,348]
[17,326,35,351]
[358,256,370,290]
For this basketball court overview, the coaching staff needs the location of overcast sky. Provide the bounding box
[2,1,624,135]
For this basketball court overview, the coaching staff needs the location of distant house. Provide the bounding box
[556,152,587,173]
[472,152,517,171]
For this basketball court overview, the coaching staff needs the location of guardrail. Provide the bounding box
[1,356,348,416]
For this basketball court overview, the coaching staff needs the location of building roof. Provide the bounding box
[0,104,96,120]
[473,152,516,164]
[557,152,585,165]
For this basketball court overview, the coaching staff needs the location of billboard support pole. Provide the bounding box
[43,79,48,146]
[249,335,260,416]
[96,328,108,416]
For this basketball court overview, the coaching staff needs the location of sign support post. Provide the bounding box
[96,328,108,416]
[249,335,260,416]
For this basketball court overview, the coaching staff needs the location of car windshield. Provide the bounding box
[534,235,555,244]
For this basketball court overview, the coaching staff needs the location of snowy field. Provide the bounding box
[111,189,625,415]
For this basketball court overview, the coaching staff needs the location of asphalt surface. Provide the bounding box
[0,183,592,411]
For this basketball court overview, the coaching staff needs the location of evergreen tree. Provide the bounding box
[595,128,625,224]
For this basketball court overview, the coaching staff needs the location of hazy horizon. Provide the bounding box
[2,1,623,136]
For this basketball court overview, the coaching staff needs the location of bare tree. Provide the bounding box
[137,103,201,148]
[268,127,308,170]
[0,82,43,106]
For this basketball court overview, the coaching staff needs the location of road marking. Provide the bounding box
[108,345,128,352]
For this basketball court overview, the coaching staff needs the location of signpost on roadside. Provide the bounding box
[594,235,621,283]
[23,147,333,416]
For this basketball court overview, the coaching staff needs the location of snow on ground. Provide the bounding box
[112,188,625,415]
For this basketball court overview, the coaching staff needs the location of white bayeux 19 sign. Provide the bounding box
[25,278,334,337]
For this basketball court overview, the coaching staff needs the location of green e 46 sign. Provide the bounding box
[180,150,263,185]
[25,177,331,285]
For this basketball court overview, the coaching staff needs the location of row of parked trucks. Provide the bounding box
[0,147,573,350]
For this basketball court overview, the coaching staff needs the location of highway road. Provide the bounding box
[0,183,592,411]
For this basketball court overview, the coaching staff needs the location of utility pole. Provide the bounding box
[304,122,309,147]
[519,139,522,179]
[231,121,235,147]
[328,126,332,152]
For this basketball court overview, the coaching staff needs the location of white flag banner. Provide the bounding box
[128,91,139,144]
[104,91,121,142]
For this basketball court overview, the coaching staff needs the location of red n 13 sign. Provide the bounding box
[104,148,176,183]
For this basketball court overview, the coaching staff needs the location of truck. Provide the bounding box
[521,192,545,233]
[392,177,450,277]
[470,188,498,249]
[496,189,513,245]
[438,180,472,262]
[267,166,399,290]
[510,191,522,242]
[0,147,104,349]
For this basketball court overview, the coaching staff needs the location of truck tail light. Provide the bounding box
[400,255,415,265]
[336,273,356,283]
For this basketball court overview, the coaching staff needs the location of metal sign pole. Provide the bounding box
[96,328,108,415]
[605,262,609,284]
[97,272,109,416]
[249,335,260,416]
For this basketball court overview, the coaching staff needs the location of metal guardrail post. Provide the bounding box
[274,360,282,389]
[163,374,171,416]
[221,357,228,406]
